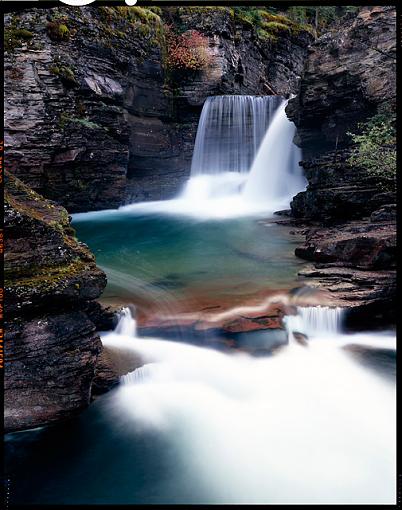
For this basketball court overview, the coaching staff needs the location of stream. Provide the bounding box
[4,95,396,505]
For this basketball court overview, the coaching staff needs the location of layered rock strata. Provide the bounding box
[4,6,312,211]
[286,6,396,328]
[4,172,107,432]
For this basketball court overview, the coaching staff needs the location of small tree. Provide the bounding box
[348,111,396,191]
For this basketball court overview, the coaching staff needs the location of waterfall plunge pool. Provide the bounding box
[72,210,307,333]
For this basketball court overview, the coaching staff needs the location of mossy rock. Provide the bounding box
[4,28,34,51]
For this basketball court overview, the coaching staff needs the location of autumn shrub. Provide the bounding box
[166,27,211,71]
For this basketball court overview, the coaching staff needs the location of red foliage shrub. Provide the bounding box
[166,27,211,71]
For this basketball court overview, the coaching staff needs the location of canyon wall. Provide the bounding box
[4,172,107,432]
[4,6,312,212]
[3,6,313,431]
[286,6,396,328]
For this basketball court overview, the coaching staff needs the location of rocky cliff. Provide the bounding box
[287,6,396,157]
[4,172,107,432]
[4,6,312,212]
[286,6,396,328]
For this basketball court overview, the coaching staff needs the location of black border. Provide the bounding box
[1,1,400,508]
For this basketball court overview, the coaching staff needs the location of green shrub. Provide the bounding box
[47,21,70,41]
[60,113,102,130]
[50,65,76,84]
[348,111,396,190]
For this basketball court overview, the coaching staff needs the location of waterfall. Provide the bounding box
[174,95,306,217]
[191,95,281,176]
[243,100,307,205]
[75,94,306,219]
[285,306,344,340]
[114,306,137,337]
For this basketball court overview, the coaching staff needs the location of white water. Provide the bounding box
[73,95,306,221]
[243,100,307,205]
[191,95,281,175]
[285,305,344,339]
[177,95,306,215]
[102,307,396,504]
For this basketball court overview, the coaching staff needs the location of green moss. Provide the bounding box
[70,118,102,130]
[233,7,312,42]
[98,5,164,48]
[4,28,34,51]
[4,172,101,293]
[113,6,162,25]
[148,7,163,16]
[260,12,291,25]
[58,24,69,38]
[50,64,77,85]
[257,29,278,43]
[261,21,291,34]
[178,6,231,16]
[47,20,70,41]
[5,259,89,290]
[5,186,66,233]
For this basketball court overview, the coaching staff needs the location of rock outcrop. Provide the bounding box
[287,6,396,157]
[286,6,396,328]
[290,151,396,222]
[4,172,107,432]
[4,6,312,211]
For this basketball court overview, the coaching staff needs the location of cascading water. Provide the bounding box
[97,307,396,504]
[243,100,307,206]
[114,306,137,336]
[74,94,306,219]
[176,94,306,217]
[285,306,344,340]
[191,95,281,175]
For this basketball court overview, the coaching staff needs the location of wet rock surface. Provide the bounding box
[293,219,396,329]
[287,6,396,157]
[294,220,396,269]
[287,6,396,329]
[4,173,107,432]
[4,6,312,212]
[290,151,396,222]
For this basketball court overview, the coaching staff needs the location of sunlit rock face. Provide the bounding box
[4,172,107,432]
[4,7,312,211]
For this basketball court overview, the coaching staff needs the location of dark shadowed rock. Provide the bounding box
[370,204,396,223]
[294,221,396,269]
[287,6,396,157]
[4,172,107,432]
[286,7,396,329]
[290,151,396,222]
